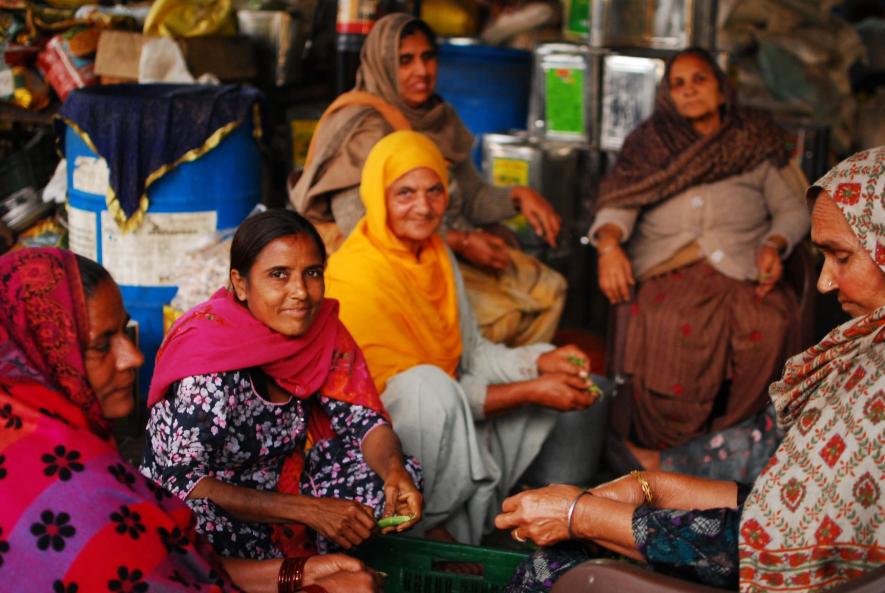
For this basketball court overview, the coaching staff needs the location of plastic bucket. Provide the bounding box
[66,112,261,400]
[435,41,532,165]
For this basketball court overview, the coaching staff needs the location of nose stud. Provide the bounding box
[826,280,833,289]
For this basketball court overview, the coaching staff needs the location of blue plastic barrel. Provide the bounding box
[435,41,532,165]
[66,118,261,400]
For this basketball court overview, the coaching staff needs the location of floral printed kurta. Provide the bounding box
[141,369,419,559]
[740,147,885,593]
[738,307,885,592]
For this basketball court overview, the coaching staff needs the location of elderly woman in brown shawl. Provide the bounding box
[587,48,811,479]
[290,13,566,347]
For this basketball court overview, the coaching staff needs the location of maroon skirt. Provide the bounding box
[624,260,794,449]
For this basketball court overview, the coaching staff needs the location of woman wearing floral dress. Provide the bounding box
[141,210,422,560]
[498,146,885,593]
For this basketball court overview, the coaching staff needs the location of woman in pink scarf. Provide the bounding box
[498,146,885,593]
[141,210,422,560]
[0,247,380,592]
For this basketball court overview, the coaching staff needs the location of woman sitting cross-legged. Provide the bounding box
[141,211,422,559]
[0,247,381,592]
[497,147,885,593]
[324,130,604,545]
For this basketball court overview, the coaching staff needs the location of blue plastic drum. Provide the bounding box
[66,114,261,400]
[435,42,532,164]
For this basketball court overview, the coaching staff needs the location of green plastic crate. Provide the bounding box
[353,535,529,593]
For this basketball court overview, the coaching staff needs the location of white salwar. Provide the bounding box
[382,254,557,544]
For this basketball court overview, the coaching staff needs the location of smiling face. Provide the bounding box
[812,192,885,317]
[230,233,325,337]
[385,167,448,253]
[667,53,725,132]
[397,31,437,108]
[84,279,144,420]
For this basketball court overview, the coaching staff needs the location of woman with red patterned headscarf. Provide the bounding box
[498,146,885,593]
[0,247,381,592]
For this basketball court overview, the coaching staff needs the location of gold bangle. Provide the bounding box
[630,470,654,505]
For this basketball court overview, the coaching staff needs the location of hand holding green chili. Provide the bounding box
[377,515,414,529]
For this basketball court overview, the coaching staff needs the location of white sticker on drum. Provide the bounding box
[0,69,14,99]
[67,206,98,262]
[100,210,218,286]
[72,156,110,195]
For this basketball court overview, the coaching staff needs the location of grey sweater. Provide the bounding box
[588,161,811,281]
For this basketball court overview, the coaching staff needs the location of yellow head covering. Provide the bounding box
[325,131,462,393]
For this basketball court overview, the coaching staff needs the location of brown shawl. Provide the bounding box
[290,13,474,222]
[597,50,790,211]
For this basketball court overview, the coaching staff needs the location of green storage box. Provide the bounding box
[353,534,529,593]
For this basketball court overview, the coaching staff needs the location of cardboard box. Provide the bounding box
[94,30,257,83]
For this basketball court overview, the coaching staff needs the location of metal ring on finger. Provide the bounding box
[512,529,526,543]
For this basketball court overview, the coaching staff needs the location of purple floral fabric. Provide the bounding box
[141,369,419,558]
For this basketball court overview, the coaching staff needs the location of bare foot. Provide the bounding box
[625,440,662,471]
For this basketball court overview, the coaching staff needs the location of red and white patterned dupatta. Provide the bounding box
[739,146,885,592]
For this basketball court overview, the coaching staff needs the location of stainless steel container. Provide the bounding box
[482,132,591,259]
[482,133,588,220]
[482,132,544,191]
[528,43,605,145]
[237,8,312,86]
[589,0,717,50]
[599,54,665,152]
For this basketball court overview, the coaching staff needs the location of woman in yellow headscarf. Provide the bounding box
[326,131,605,544]
[292,14,566,349]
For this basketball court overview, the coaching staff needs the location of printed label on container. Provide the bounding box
[67,206,98,262]
[72,156,110,195]
[291,119,319,169]
[544,66,585,137]
[491,158,530,187]
[566,0,590,36]
[101,210,217,286]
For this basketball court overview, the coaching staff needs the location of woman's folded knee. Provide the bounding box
[385,364,465,417]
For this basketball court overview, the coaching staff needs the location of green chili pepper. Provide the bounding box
[377,515,414,528]
[566,354,586,369]
[586,383,602,397]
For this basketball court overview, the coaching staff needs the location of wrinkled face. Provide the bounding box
[84,279,144,420]
[230,234,325,337]
[385,167,447,253]
[668,54,724,124]
[812,192,885,317]
[398,32,437,108]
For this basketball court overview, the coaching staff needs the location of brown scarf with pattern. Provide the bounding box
[597,51,790,211]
